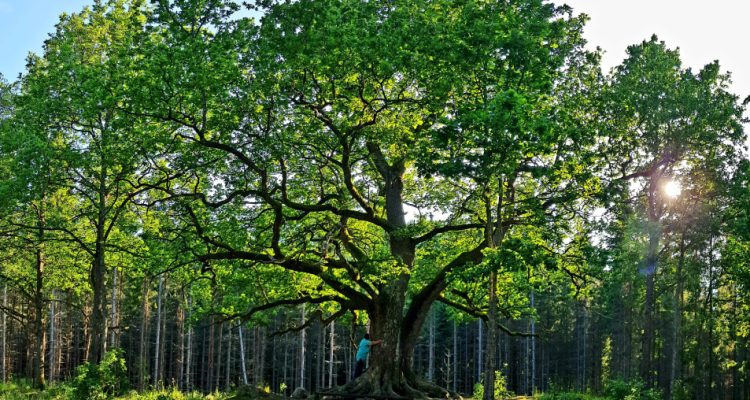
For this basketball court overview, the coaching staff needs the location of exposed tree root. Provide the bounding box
[317,368,463,400]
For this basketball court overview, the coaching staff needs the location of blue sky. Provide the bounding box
[0,0,93,80]
[2,0,749,108]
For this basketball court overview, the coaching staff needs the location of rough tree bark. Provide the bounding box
[89,170,109,365]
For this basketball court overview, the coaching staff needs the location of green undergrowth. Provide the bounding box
[0,383,279,400]
[535,379,661,400]
[536,393,608,400]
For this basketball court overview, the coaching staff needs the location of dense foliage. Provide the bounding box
[0,0,747,399]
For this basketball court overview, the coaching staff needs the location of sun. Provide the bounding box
[664,180,682,198]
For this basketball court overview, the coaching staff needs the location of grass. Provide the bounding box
[0,381,282,400]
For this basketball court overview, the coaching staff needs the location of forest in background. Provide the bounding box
[0,0,749,399]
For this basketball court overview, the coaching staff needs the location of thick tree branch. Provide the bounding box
[413,223,483,245]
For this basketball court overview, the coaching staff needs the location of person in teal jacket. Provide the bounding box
[353,333,381,378]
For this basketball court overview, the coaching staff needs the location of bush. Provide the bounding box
[603,379,660,400]
[472,371,512,399]
[670,379,690,400]
[117,388,231,399]
[69,348,129,400]
[537,391,607,400]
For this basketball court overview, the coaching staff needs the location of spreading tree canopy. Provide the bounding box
[129,0,603,396]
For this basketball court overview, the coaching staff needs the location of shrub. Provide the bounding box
[537,391,607,400]
[472,371,512,399]
[69,348,129,400]
[603,379,661,400]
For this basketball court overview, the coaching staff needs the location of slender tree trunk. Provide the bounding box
[153,274,163,387]
[347,323,353,384]
[582,306,587,391]
[641,173,662,388]
[464,323,469,393]
[261,327,268,386]
[483,273,497,400]
[706,240,716,400]
[208,316,215,391]
[283,330,289,393]
[239,324,249,385]
[109,265,118,349]
[273,321,279,391]
[452,320,457,393]
[177,292,185,391]
[139,278,151,391]
[669,235,686,398]
[477,319,483,384]
[226,327,232,391]
[48,290,56,383]
[328,321,335,388]
[2,285,6,382]
[428,309,435,383]
[315,323,326,391]
[531,290,536,393]
[186,294,193,391]
[299,304,306,389]
[33,220,46,388]
[216,320,224,391]
[253,326,259,386]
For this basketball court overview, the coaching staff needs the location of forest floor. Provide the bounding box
[0,381,607,400]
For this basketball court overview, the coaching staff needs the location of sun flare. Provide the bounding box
[664,180,682,198]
